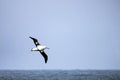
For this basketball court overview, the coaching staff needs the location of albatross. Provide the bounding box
[29,36,49,63]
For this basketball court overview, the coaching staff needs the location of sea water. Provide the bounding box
[0,70,120,80]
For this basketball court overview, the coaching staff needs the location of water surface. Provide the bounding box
[0,70,120,80]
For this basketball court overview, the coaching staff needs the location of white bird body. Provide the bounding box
[32,45,47,51]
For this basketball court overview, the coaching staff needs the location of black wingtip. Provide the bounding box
[29,36,35,40]
[45,60,47,63]
[29,36,32,39]
[44,56,48,63]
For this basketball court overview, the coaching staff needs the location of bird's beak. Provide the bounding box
[46,47,50,49]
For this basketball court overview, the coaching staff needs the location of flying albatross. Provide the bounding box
[29,36,49,63]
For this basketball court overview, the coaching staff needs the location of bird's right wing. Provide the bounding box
[29,36,40,46]
[39,51,48,63]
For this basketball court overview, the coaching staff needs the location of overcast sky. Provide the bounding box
[0,0,120,70]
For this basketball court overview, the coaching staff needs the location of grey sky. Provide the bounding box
[0,0,120,70]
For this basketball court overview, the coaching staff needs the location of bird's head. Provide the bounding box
[46,47,50,49]
[45,46,50,49]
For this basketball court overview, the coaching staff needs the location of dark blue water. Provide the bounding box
[0,70,120,80]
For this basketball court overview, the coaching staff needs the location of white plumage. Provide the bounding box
[31,45,48,51]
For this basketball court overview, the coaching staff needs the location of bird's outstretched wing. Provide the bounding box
[29,36,40,46]
[39,51,48,63]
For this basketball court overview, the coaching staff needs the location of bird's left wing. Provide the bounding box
[39,51,48,63]
[29,36,40,46]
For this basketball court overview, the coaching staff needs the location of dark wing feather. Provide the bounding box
[39,51,48,63]
[29,36,40,46]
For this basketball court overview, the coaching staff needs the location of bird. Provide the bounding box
[29,36,49,63]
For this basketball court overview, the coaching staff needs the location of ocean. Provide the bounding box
[0,70,120,80]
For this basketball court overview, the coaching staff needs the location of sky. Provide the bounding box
[0,0,120,70]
